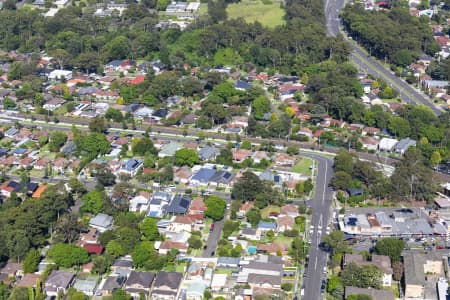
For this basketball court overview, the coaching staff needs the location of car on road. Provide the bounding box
[210,223,215,232]
[211,251,215,256]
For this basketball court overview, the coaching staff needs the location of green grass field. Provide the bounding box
[291,158,313,176]
[226,0,285,28]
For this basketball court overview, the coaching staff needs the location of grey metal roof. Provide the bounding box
[125,271,155,288]
[164,195,191,214]
[199,146,219,161]
[394,138,416,152]
[209,170,235,184]
[89,213,113,228]
[153,271,182,289]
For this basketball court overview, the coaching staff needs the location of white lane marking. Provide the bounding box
[314,256,318,270]
[322,160,328,204]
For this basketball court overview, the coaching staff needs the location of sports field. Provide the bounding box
[226,0,285,28]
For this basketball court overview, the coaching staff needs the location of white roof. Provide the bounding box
[210,274,227,288]
[379,138,398,150]
[186,2,200,10]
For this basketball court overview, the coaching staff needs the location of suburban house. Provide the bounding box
[199,146,220,161]
[44,270,75,297]
[344,286,394,300]
[0,180,21,198]
[190,168,216,186]
[89,213,114,233]
[378,138,399,152]
[158,241,188,255]
[280,204,299,218]
[276,215,295,233]
[233,149,252,162]
[164,195,191,215]
[151,271,183,300]
[343,254,393,287]
[120,158,143,177]
[240,228,261,241]
[403,251,444,299]
[72,277,98,296]
[101,275,126,296]
[274,153,296,167]
[129,192,152,213]
[174,166,192,184]
[158,142,183,158]
[238,201,254,218]
[189,197,206,215]
[247,274,281,289]
[124,271,155,298]
[394,138,417,155]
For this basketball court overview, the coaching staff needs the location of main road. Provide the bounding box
[325,0,444,115]
[300,153,334,300]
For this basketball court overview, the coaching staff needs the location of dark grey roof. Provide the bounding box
[125,271,155,288]
[102,275,126,291]
[112,259,133,268]
[235,80,252,90]
[45,271,74,289]
[247,274,281,286]
[209,170,235,184]
[243,261,283,273]
[153,271,182,289]
[164,195,191,214]
[191,168,216,183]
[61,141,77,155]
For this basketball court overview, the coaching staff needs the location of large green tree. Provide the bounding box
[205,195,227,221]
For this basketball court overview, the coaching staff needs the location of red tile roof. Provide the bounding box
[83,243,104,254]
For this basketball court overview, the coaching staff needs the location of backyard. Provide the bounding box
[226,0,285,28]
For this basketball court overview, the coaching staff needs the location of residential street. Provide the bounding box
[300,154,334,300]
[325,0,444,116]
[202,196,231,258]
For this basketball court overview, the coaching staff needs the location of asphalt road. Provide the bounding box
[325,0,444,116]
[300,153,334,300]
[202,195,231,258]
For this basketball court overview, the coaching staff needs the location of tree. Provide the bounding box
[281,282,293,292]
[322,230,351,255]
[69,291,87,300]
[131,137,157,156]
[91,164,116,187]
[54,212,83,244]
[188,236,202,249]
[232,171,262,201]
[131,241,154,268]
[286,145,299,155]
[388,116,411,138]
[2,97,16,110]
[139,218,159,241]
[5,229,30,262]
[8,287,28,300]
[48,243,89,267]
[112,289,131,300]
[216,148,233,165]
[106,240,126,258]
[341,262,383,289]
[23,249,40,273]
[374,237,405,262]
[81,190,105,214]
[246,208,261,227]
[92,255,113,275]
[49,131,67,152]
[252,96,271,120]
[88,116,107,133]
[331,171,352,190]
[205,195,227,221]
[430,151,442,167]
[208,0,227,23]
[174,148,200,167]
[105,108,124,122]
[289,237,308,262]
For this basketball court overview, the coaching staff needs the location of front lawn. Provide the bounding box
[291,158,313,176]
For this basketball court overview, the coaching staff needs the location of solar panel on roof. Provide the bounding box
[223,173,231,179]
[180,199,189,208]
